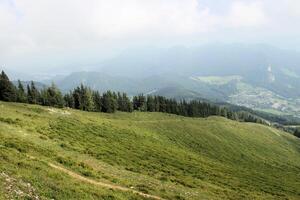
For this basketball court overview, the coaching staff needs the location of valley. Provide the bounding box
[14,44,299,119]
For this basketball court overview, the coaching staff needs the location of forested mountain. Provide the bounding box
[3,70,300,136]
[99,44,300,99]
[0,70,270,125]
[38,44,300,118]
[5,44,300,117]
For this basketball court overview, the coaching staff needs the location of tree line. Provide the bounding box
[0,70,267,125]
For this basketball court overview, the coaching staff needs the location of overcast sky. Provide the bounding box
[1,0,300,73]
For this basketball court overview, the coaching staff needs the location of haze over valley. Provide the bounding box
[5,43,300,118]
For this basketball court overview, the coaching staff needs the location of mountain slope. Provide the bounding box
[55,71,138,93]
[147,86,205,101]
[49,44,300,117]
[190,75,300,117]
[0,101,300,199]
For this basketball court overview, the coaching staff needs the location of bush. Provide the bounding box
[0,117,17,124]
[294,128,300,138]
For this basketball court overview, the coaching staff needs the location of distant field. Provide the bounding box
[0,101,300,199]
[190,75,242,85]
[256,108,287,116]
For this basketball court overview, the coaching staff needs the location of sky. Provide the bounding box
[1,0,300,73]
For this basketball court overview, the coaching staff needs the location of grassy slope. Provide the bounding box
[0,101,299,200]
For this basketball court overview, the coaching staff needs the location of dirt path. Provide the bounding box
[48,163,164,200]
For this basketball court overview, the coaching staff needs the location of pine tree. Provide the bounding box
[0,70,265,124]
[71,84,94,111]
[27,81,40,104]
[72,86,81,109]
[133,94,147,111]
[64,92,75,108]
[112,92,118,110]
[178,100,188,116]
[169,99,178,114]
[123,93,133,112]
[220,107,228,118]
[154,96,160,112]
[294,128,300,138]
[92,91,102,112]
[41,83,64,107]
[27,84,32,103]
[16,80,26,103]
[146,96,155,112]
[117,92,123,111]
[158,96,166,113]
[80,84,94,111]
[40,89,48,106]
[101,91,117,113]
[133,96,139,110]
[0,70,17,102]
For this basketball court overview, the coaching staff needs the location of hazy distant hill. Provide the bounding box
[54,71,138,93]
[47,44,300,117]
[12,81,47,90]
[53,71,300,117]
[147,86,206,101]
[95,44,300,97]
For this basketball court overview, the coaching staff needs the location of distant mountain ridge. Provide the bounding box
[40,44,300,117]
[12,81,47,90]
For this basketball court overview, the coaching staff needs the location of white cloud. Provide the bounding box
[14,0,218,41]
[1,0,300,71]
[2,1,266,46]
[2,0,221,65]
[226,1,267,28]
[285,0,300,17]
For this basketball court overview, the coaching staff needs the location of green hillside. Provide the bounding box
[0,101,300,200]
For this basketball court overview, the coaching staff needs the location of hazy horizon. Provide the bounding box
[1,0,300,74]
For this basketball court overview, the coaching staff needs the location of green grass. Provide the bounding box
[257,108,286,116]
[0,101,300,199]
[192,75,242,85]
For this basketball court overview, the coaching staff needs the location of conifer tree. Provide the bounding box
[16,80,26,103]
[0,70,17,102]
[92,91,102,112]
[101,91,117,113]
[133,94,147,111]
[133,96,139,110]
[146,96,155,112]
[72,86,81,109]
[122,93,133,112]
[116,92,132,112]
[79,84,94,111]
[220,107,228,118]
[168,99,178,114]
[158,96,166,112]
[0,70,267,125]
[64,92,75,108]
[154,96,160,112]
[112,92,118,110]
[41,83,64,107]
[40,89,48,106]
[27,81,40,104]
[294,128,300,138]
[71,84,94,111]
[117,92,123,111]
[26,84,32,103]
